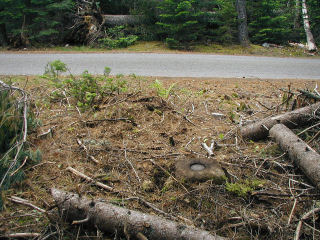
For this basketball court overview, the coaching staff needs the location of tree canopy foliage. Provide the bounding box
[0,0,319,50]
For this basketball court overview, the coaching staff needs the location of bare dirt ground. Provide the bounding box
[1,75,320,240]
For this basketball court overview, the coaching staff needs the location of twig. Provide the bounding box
[287,198,298,225]
[201,141,215,157]
[72,216,90,225]
[63,89,71,107]
[297,122,320,136]
[66,167,114,191]
[84,118,136,126]
[10,156,28,177]
[76,138,100,164]
[173,110,196,126]
[294,208,320,240]
[307,130,320,144]
[149,159,189,194]
[123,143,141,183]
[314,84,320,97]
[185,137,195,149]
[2,233,41,238]
[37,126,56,138]
[9,196,46,213]
[255,100,273,110]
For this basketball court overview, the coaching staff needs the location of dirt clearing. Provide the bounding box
[1,75,320,240]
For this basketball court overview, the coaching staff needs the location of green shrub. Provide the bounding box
[151,79,176,99]
[98,26,138,49]
[44,60,127,111]
[44,59,68,80]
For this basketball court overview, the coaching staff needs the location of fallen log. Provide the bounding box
[51,188,227,240]
[103,15,141,26]
[241,102,320,140]
[269,124,320,188]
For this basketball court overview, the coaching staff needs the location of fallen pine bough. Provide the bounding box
[51,188,227,240]
[241,102,320,140]
[270,124,320,189]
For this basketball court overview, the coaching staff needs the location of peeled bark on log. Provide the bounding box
[51,188,227,240]
[270,124,320,188]
[240,102,320,141]
[103,15,141,26]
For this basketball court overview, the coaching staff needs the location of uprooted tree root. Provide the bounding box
[1,76,320,240]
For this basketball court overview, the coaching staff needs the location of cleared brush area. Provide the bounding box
[0,66,320,239]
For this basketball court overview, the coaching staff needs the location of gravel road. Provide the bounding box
[0,52,319,79]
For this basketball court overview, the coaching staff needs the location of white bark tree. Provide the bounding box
[301,0,317,51]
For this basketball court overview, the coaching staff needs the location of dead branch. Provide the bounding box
[149,159,189,194]
[201,140,216,157]
[241,102,320,140]
[76,138,100,164]
[9,196,46,213]
[66,167,114,191]
[51,188,226,240]
[123,143,141,183]
[270,124,320,188]
[37,126,56,139]
[2,233,41,238]
[0,80,29,189]
[294,207,320,240]
[298,89,320,101]
[10,156,28,177]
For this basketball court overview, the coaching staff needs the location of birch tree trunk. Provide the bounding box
[236,0,250,47]
[301,0,317,51]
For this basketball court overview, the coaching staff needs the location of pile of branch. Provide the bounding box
[51,188,226,240]
[241,102,320,141]
[240,102,320,188]
[0,80,29,190]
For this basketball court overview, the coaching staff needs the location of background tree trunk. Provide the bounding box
[0,23,8,46]
[294,0,301,29]
[301,0,317,51]
[236,0,250,46]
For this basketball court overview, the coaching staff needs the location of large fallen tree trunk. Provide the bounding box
[269,124,320,188]
[103,15,141,26]
[241,102,320,140]
[51,188,226,240]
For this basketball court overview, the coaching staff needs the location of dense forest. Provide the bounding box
[0,0,319,50]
